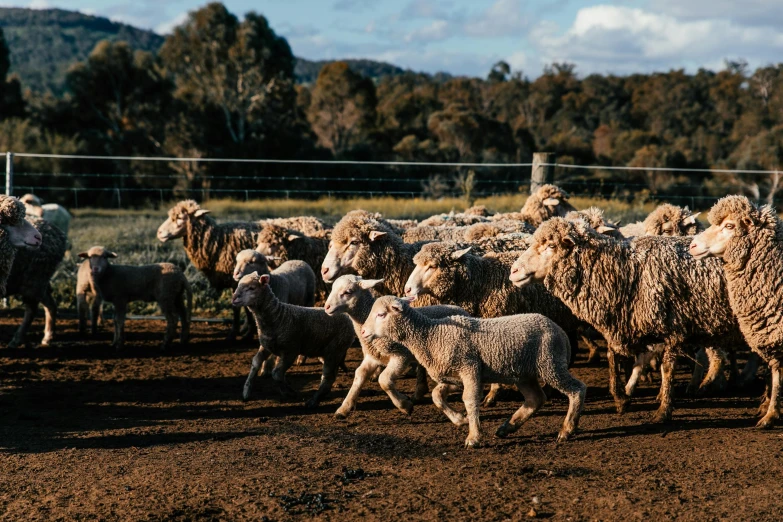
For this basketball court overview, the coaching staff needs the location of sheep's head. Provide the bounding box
[157,200,210,242]
[324,275,383,316]
[406,242,471,300]
[233,249,271,281]
[464,222,502,242]
[522,184,576,224]
[78,246,118,279]
[232,272,270,307]
[644,204,701,237]
[321,210,392,283]
[360,295,414,342]
[256,225,302,263]
[690,196,778,263]
[0,196,42,248]
[565,207,622,238]
[511,218,579,287]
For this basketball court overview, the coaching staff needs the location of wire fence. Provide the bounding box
[4,151,782,209]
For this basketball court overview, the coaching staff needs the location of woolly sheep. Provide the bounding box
[491,184,576,226]
[619,204,701,238]
[260,216,329,237]
[361,296,586,447]
[324,275,468,418]
[77,246,192,351]
[254,224,330,303]
[512,218,744,422]
[0,196,42,296]
[232,272,355,408]
[233,249,316,308]
[403,219,533,244]
[5,217,66,348]
[157,200,258,339]
[690,195,783,428]
[419,211,489,227]
[76,258,103,336]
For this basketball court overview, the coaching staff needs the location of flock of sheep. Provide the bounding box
[0,185,781,448]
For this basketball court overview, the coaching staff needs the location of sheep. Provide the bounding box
[419,211,489,227]
[324,275,468,418]
[321,210,435,302]
[157,200,258,339]
[619,204,701,239]
[232,250,315,308]
[0,196,42,296]
[403,219,534,244]
[565,207,622,239]
[76,258,103,336]
[260,216,329,237]
[5,217,66,348]
[491,184,576,226]
[254,224,330,303]
[511,218,744,422]
[77,246,192,351]
[232,272,355,408]
[361,296,586,447]
[386,219,419,231]
[690,195,783,428]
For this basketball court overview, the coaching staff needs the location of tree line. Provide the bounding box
[0,2,782,208]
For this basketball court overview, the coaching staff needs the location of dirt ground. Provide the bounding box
[0,314,781,521]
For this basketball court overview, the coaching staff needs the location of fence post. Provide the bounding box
[530,152,554,194]
[5,152,13,196]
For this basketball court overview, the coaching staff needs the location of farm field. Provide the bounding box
[0,314,780,521]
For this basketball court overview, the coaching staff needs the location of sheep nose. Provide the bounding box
[321,267,329,275]
[511,267,519,274]
[325,303,331,311]
[404,286,412,295]
[360,328,366,337]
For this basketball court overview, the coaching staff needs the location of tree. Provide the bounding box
[307,61,377,156]
[159,3,295,146]
[487,61,510,83]
[0,27,24,120]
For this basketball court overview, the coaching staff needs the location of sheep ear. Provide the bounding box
[390,298,410,313]
[265,255,282,262]
[358,278,384,290]
[369,231,387,242]
[684,212,700,225]
[287,234,302,242]
[596,225,615,234]
[451,246,472,260]
[562,236,575,248]
[741,216,754,228]
[78,252,89,259]
[106,251,118,258]
[194,209,210,217]
[614,219,622,226]
[258,273,271,286]
[543,198,560,206]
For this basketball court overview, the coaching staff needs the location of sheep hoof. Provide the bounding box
[652,410,671,424]
[464,438,482,449]
[481,396,497,408]
[401,400,414,416]
[334,409,351,419]
[494,422,513,438]
[305,398,320,409]
[615,398,630,414]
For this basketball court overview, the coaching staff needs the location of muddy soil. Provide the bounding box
[0,314,781,521]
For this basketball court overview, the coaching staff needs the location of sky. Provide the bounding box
[4,0,783,78]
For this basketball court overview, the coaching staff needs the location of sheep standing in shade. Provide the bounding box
[361,296,585,448]
[0,196,42,296]
[690,196,783,428]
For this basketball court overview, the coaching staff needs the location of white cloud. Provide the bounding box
[647,0,783,27]
[404,19,451,42]
[506,51,528,72]
[464,0,529,37]
[531,5,783,75]
[155,12,187,35]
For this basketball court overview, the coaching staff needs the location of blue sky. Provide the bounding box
[5,0,783,77]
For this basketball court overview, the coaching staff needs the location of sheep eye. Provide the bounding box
[377,312,386,319]
[725,223,735,230]
[350,240,361,246]
[547,244,555,249]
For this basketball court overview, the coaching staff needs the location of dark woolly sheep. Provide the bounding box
[691,196,783,428]
[0,196,42,296]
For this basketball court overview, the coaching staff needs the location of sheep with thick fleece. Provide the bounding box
[511,218,743,422]
[419,211,489,228]
[21,194,72,237]
[255,224,330,303]
[5,217,66,348]
[361,296,586,447]
[620,204,701,238]
[403,219,534,244]
[491,184,576,226]
[0,197,42,296]
[565,208,623,239]
[690,195,783,428]
[233,272,355,408]
[325,275,468,418]
[260,216,329,237]
[77,246,192,351]
[157,200,258,338]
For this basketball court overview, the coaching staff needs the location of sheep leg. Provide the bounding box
[242,347,272,401]
[305,350,342,408]
[335,355,381,419]
[176,297,189,346]
[413,364,429,402]
[495,378,546,439]
[652,351,676,423]
[461,373,484,448]
[77,292,88,337]
[376,355,414,416]
[272,352,299,401]
[686,348,708,396]
[607,349,631,414]
[756,361,781,429]
[294,355,307,366]
[227,306,241,341]
[240,307,256,342]
[432,383,468,426]
[112,301,127,351]
[625,351,658,397]
[549,369,587,443]
[698,348,728,395]
[481,383,502,408]
[8,299,37,349]
[161,310,178,351]
[259,354,277,378]
[738,353,762,389]
[583,335,602,364]
[90,296,102,336]
[40,289,56,347]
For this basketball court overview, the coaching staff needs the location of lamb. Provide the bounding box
[232,272,355,408]
[321,210,434,302]
[619,203,701,238]
[157,200,258,338]
[232,249,315,307]
[77,246,192,351]
[5,217,66,348]
[254,224,330,303]
[324,275,469,418]
[76,258,103,336]
[0,196,42,296]
[20,194,72,237]
[361,296,586,447]
[690,195,783,428]
[491,184,576,226]
[511,218,744,422]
